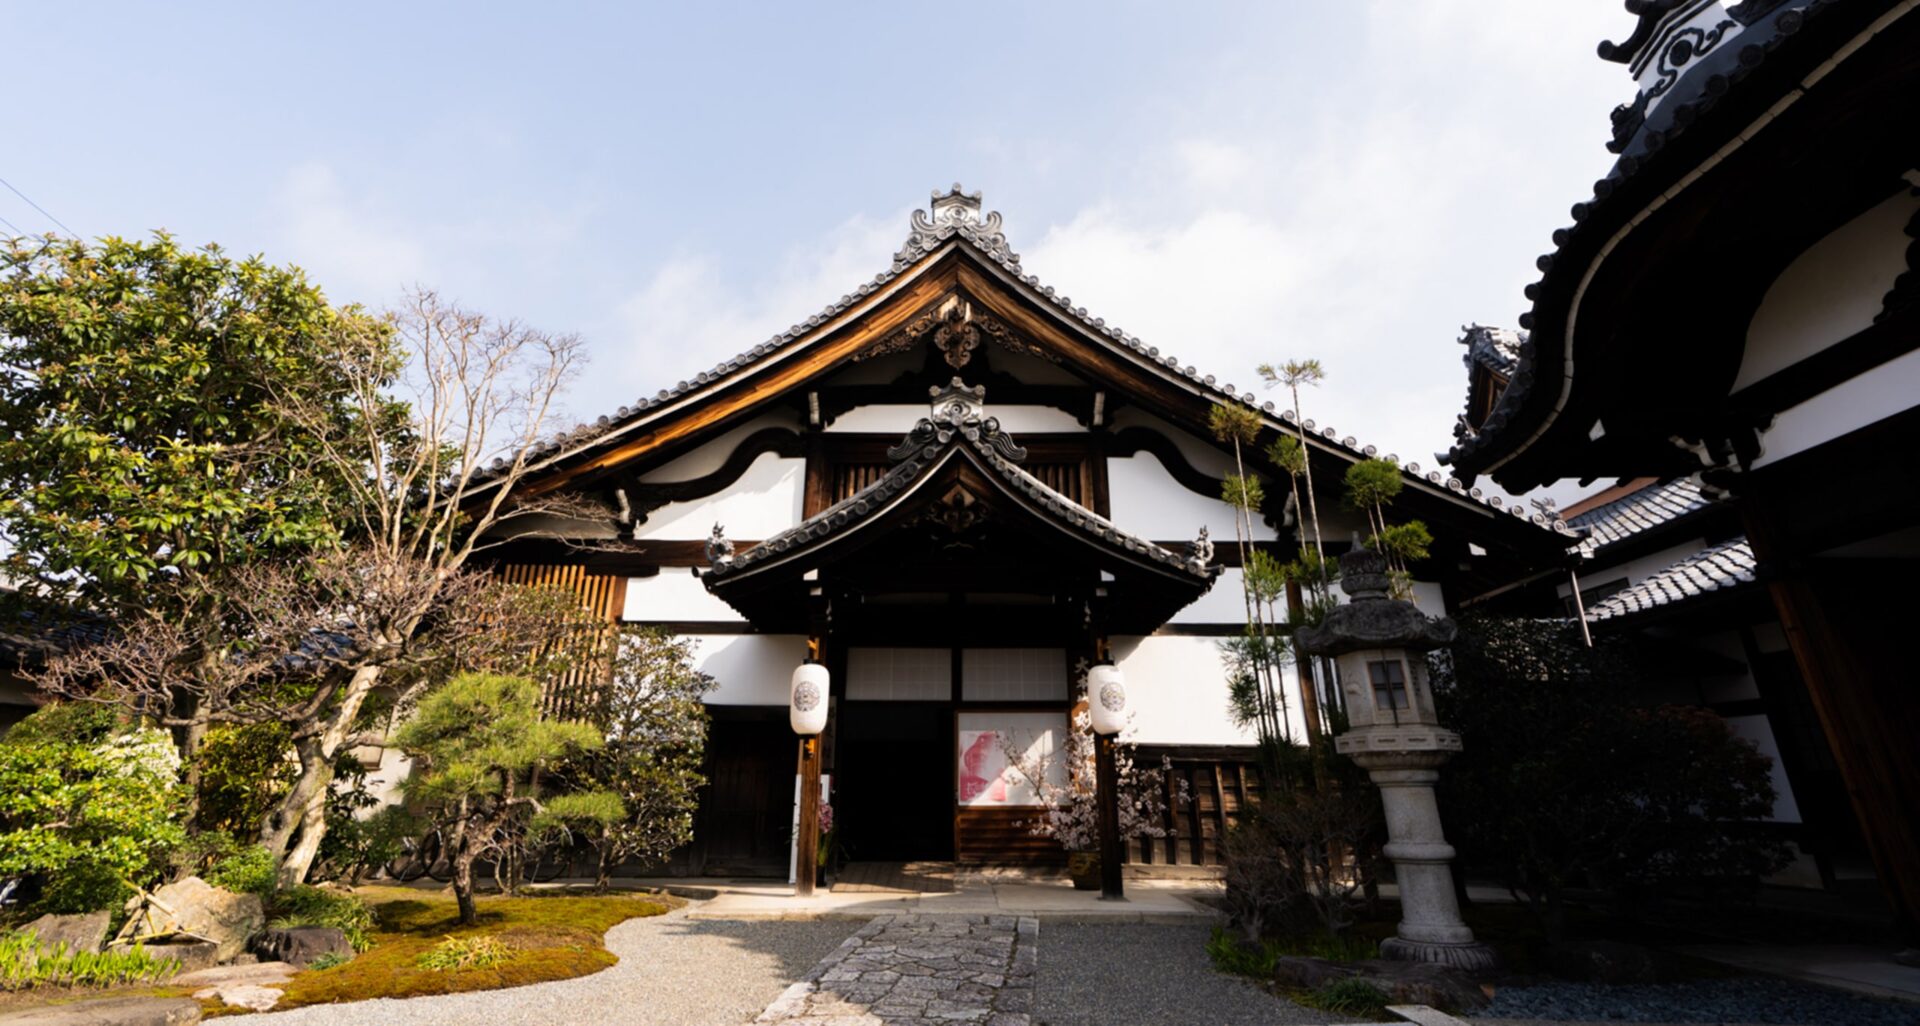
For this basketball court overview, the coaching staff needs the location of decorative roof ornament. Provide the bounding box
[705,523,734,568]
[895,184,1020,269]
[886,378,1028,463]
[1186,526,1215,573]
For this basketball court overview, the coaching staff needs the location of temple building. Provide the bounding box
[486,186,1575,876]
[1442,0,1920,938]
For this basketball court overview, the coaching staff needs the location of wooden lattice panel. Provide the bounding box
[498,564,626,722]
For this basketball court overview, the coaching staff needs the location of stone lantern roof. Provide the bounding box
[1295,549,1458,657]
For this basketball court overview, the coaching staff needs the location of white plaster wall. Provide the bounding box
[824,404,1084,435]
[1107,454,1276,543]
[621,568,742,622]
[631,453,804,540]
[637,413,801,482]
[1752,345,1920,469]
[1560,538,1711,593]
[1111,635,1270,746]
[1169,568,1262,623]
[1737,189,1920,390]
[678,633,809,706]
[1724,713,1802,824]
[1108,408,1241,480]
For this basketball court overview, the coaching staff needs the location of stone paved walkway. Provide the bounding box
[754,914,1037,1026]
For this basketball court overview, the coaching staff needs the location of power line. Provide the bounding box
[0,175,77,238]
[0,212,26,238]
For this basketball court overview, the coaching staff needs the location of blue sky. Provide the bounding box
[5,2,1632,501]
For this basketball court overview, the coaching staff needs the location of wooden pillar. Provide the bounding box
[1095,732,1124,899]
[795,734,822,897]
[1285,578,1322,739]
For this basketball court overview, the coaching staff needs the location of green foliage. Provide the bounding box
[1207,926,1377,978]
[0,930,180,990]
[547,629,714,887]
[320,806,422,886]
[397,674,604,807]
[1208,403,1262,446]
[1374,521,1432,564]
[0,728,184,912]
[205,844,278,897]
[0,703,118,747]
[397,673,609,920]
[1342,457,1404,511]
[1265,435,1306,477]
[1219,474,1265,513]
[1256,359,1326,392]
[306,950,350,971]
[1433,616,1792,938]
[414,934,512,971]
[1302,978,1391,1017]
[0,233,389,606]
[268,886,376,952]
[193,722,298,841]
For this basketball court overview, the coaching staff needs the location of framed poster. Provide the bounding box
[956,711,1068,807]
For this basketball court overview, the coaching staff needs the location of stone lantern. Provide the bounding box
[1296,547,1496,970]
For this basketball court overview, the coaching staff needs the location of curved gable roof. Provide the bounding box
[499,186,1577,547]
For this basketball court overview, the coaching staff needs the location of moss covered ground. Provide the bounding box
[208,885,675,1014]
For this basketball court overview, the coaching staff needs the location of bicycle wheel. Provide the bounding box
[530,847,570,883]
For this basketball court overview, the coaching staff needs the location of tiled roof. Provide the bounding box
[496,186,1576,539]
[1569,477,1714,557]
[707,397,1217,584]
[1442,0,1841,474]
[1585,536,1756,621]
[1460,324,1525,378]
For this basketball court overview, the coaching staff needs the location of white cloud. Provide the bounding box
[587,213,902,415]
[273,163,428,307]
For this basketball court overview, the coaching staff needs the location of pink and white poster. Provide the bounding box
[956,712,1066,807]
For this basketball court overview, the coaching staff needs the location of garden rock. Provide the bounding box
[1270,954,1358,990]
[146,877,263,963]
[0,995,202,1025]
[1362,959,1489,1010]
[190,984,282,1013]
[171,961,297,989]
[251,926,351,967]
[1544,938,1658,983]
[112,938,219,974]
[1269,955,1489,1011]
[21,911,110,954]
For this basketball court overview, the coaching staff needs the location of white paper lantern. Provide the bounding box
[790,662,829,735]
[1087,663,1127,736]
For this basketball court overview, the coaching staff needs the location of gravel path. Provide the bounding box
[220,903,855,1026]
[1470,978,1920,1026]
[1031,922,1348,1026]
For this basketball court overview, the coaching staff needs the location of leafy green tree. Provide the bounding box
[545,629,714,891]
[395,673,613,924]
[0,727,186,912]
[1432,616,1790,939]
[0,234,389,819]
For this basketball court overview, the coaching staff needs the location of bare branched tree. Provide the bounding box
[238,289,613,884]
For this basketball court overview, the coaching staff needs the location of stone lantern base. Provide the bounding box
[1341,734,1499,973]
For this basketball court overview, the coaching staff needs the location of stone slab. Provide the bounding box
[0,996,202,1025]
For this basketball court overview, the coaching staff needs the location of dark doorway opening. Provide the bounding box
[836,702,954,862]
[694,709,794,877]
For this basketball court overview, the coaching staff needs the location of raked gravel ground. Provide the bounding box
[219,903,855,1026]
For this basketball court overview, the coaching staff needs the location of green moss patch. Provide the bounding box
[240,886,672,1012]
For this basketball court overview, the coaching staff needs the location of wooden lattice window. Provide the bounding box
[497,564,625,723]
